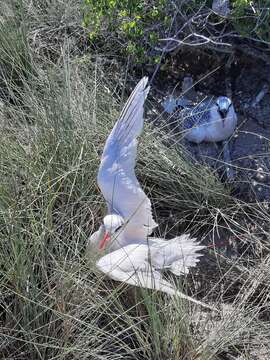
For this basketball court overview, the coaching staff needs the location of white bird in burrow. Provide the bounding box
[163,95,237,143]
[88,77,214,310]
[162,78,238,180]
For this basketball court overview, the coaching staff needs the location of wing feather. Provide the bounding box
[150,234,205,275]
[97,77,157,238]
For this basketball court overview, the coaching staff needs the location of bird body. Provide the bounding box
[88,77,212,310]
[96,236,212,309]
[97,235,203,280]
[184,99,237,143]
[163,95,237,144]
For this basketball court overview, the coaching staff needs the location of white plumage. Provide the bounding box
[88,77,212,310]
[163,95,238,144]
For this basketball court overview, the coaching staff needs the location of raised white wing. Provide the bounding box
[96,243,214,310]
[97,77,157,240]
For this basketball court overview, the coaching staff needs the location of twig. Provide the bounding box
[251,83,269,107]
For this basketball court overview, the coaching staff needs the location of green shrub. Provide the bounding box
[83,0,171,63]
[232,0,270,41]
[83,0,270,65]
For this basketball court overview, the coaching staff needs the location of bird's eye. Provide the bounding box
[114,226,122,232]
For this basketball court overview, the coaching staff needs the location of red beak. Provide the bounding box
[99,233,110,250]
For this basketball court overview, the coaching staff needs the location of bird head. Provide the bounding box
[216,96,232,123]
[99,214,124,250]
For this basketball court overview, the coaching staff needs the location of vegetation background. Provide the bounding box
[0,0,270,359]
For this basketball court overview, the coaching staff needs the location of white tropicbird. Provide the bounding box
[89,77,213,310]
[163,94,237,181]
[163,95,238,144]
